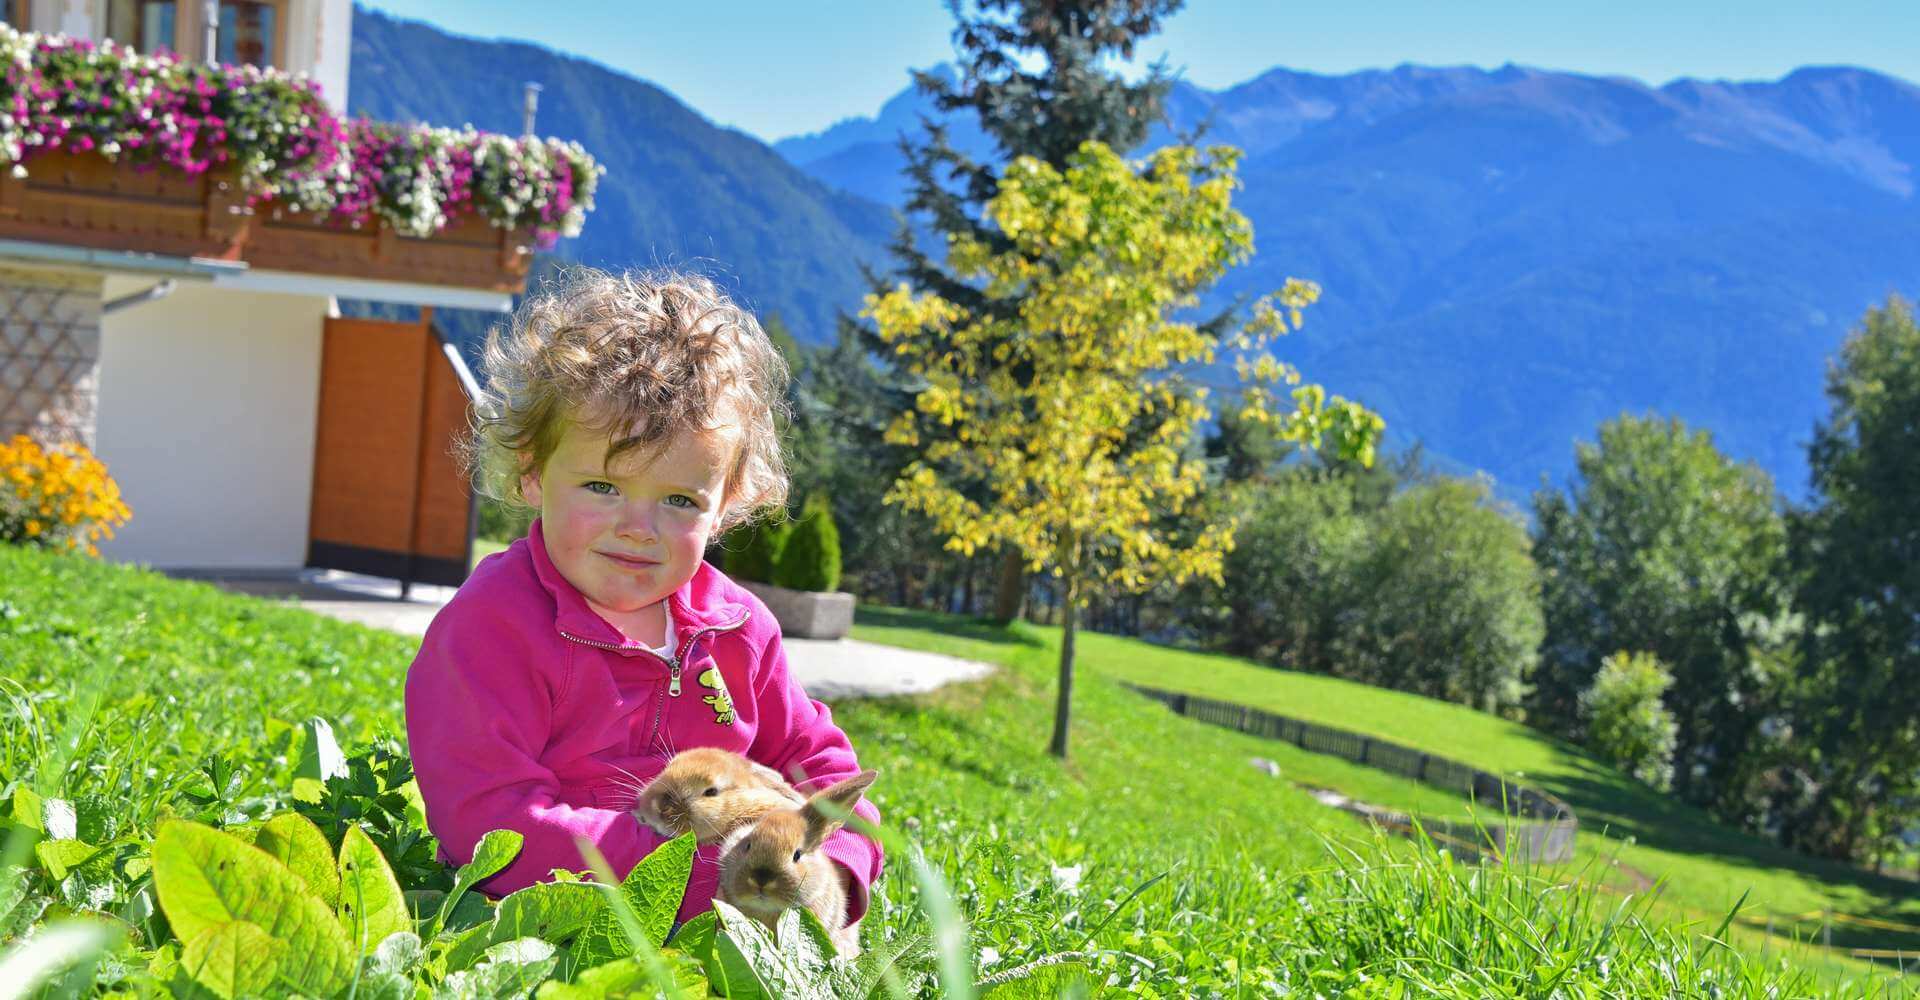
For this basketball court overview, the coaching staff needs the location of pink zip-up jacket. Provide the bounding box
[404,519,883,925]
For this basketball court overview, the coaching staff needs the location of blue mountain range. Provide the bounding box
[351,7,1920,501]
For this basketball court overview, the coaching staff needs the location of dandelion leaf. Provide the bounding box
[152,819,354,996]
[254,812,339,909]
[572,833,695,969]
[339,824,410,957]
[179,919,283,999]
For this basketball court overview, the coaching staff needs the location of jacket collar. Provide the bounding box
[525,518,749,648]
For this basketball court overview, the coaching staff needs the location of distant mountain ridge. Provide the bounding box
[774,62,1920,498]
[345,5,1920,499]
[348,6,895,353]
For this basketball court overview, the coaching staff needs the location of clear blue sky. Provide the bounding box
[360,1,1917,143]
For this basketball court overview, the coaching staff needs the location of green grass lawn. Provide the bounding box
[843,608,1920,982]
[470,535,511,571]
[1053,624,1920,950]
[1,545,1905,995]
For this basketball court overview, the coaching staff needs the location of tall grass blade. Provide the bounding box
[0,920,121,1000]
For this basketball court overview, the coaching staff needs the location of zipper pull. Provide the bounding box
[668,657,683,696]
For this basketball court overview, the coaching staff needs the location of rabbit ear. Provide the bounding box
[749,761,793,790]
[801,770,879,850]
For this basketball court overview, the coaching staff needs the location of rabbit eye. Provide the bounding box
[702,787,719,797]
[791,849,802,863]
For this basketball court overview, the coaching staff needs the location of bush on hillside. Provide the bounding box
[721,513,790,584]
[773,493,841,593]
[1581,650,1679,791]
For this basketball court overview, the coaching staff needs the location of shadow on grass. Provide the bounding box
[854,604,1048,649]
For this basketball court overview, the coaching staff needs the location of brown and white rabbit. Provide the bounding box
[717,769,878,958]
[632,747,805,844]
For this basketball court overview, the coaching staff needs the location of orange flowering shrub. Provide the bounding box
[0,434,131,556]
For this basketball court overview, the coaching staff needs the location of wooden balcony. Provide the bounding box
[0,151,532,292]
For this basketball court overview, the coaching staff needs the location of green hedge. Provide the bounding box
[721,514,789,584]
[773,493,841,593]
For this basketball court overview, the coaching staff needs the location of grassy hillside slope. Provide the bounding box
[0,547,1896,994]
[858,611,1920,965]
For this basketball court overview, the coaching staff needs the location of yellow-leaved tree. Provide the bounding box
[864,140,1382,758]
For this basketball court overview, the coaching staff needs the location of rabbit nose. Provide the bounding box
[750,866,777,887]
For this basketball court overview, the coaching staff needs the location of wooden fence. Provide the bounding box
[1127,683,1578,863]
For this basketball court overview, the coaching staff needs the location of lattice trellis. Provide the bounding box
[0,277,102,448]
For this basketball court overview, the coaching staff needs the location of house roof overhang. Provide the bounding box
[0,237,513,312]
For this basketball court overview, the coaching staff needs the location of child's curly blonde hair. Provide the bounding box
[468,266,790,535]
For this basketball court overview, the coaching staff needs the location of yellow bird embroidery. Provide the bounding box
[699,666,735,726]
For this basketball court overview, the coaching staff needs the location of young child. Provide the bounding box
[405,267,882,928]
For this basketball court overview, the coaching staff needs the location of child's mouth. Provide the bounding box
[598,551,660,569]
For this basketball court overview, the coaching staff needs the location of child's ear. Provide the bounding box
[518,454,544,509]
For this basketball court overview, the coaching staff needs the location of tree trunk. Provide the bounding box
[1049,574,1080,758]
[963,555,977,616]
[1048,538,1081,759]
[992,547,1025,623]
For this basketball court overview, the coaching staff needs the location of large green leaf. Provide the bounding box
[253,813,339,909]
[9,787,45,834]
[179,920,284,1000]
[776,907,837,974]
[710,899,838,1000]
[339,824,411,957]
[151,819,354,996]
[369,930,424,976]
[533,951,709,1000]
[571,834,695,969]
[433,829,523,937]
[297,716,348,783]
[978,962,1093,999]
[434,937,560,1000]
[442,923,496,975]
[32,838,111,883]
[450,881,606,972]
[495,880,606,944]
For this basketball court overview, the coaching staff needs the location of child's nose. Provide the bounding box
[615,501,659,541]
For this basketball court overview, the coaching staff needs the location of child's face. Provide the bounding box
[521,418,734,622]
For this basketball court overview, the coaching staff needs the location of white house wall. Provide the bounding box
[21,1,353,114]
[293,0,354,114]
[95,278,328,571]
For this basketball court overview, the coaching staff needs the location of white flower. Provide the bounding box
[1049,863,1083,894]
[978,947,1000,968]
[10,165,25,179]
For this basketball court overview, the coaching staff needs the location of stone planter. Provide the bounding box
[740,580,855,640]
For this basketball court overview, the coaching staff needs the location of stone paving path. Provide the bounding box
[207,570,994,700]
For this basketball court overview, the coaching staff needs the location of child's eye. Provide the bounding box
[667,495,699,510]
[583,481,617,496]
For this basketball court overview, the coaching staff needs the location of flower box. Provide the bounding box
[0,149,532,290]
[0,27,602,291]
[738,580,856,640]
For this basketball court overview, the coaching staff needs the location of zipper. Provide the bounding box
[557,607,753,696]
[562,609,752,756]
[669,609,752,694]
